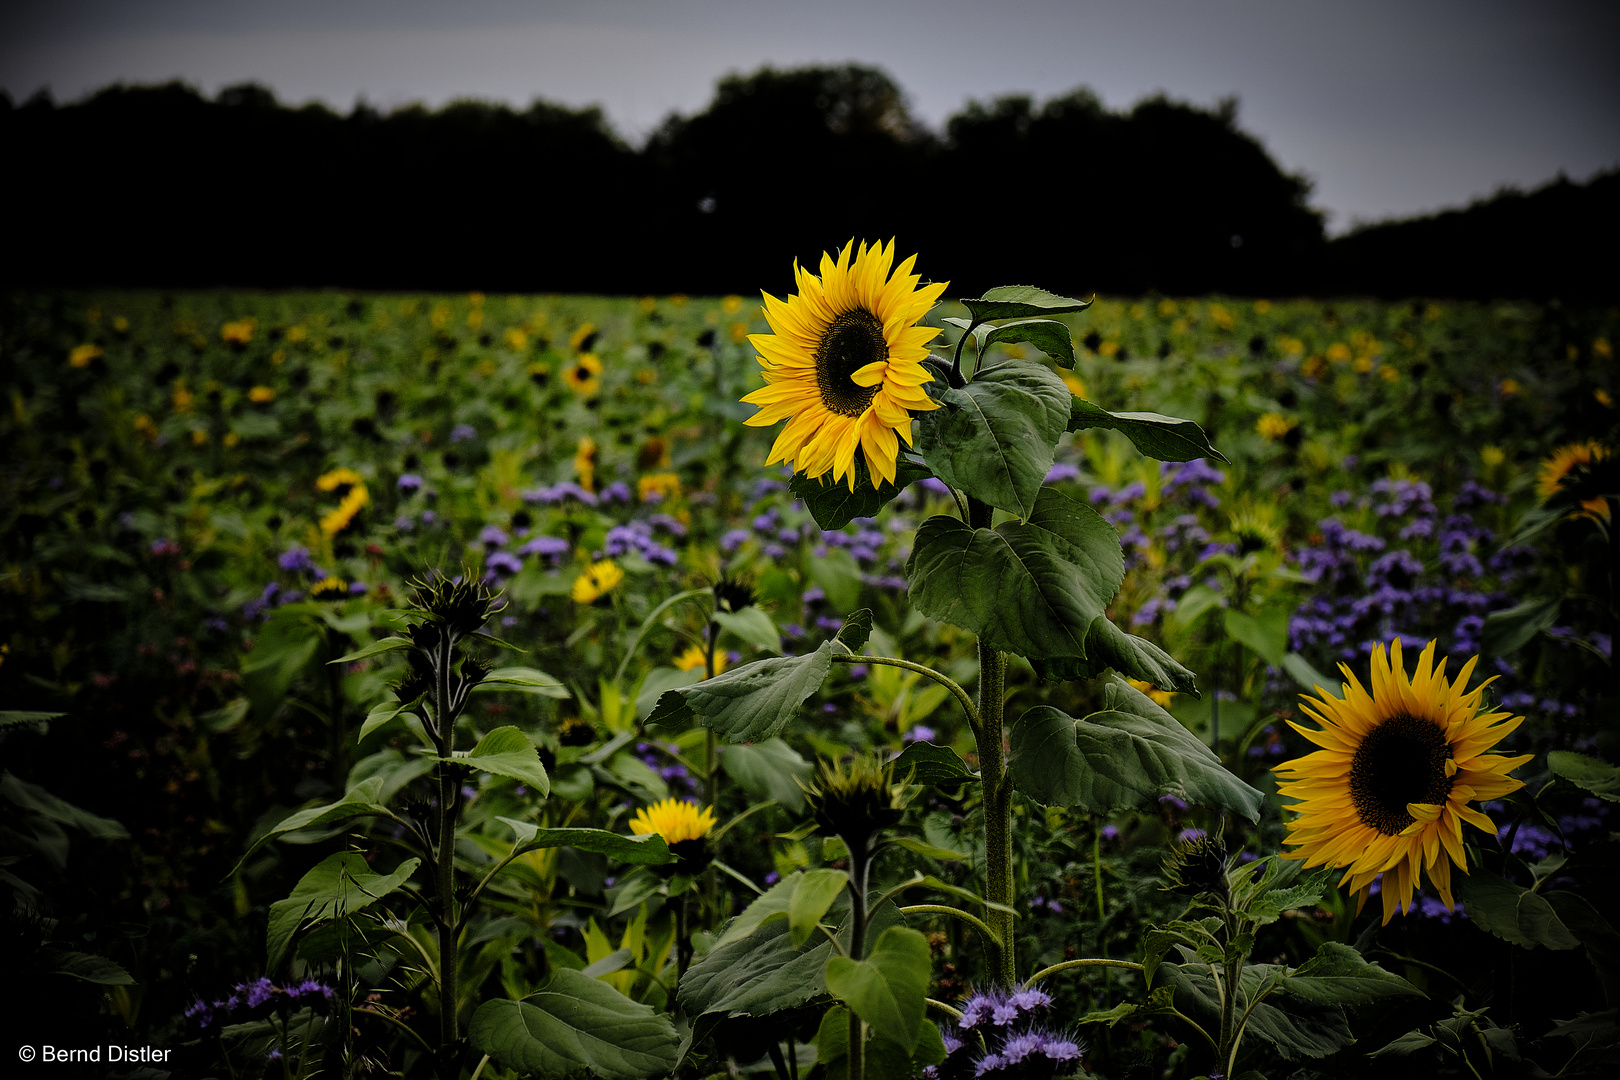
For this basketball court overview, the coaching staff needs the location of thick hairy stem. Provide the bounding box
[847,844,873,1080]
[977,641,1014,986]
[432,635,461,1077]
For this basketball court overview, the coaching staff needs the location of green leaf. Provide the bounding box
[449,726,551,796]
[1281,652,1337,694]
[357,697,417,743]
[266,852,421,971]
[681,913,834,1017]
[791,455,934,530]
[718,874,804,945]
[907,489,1123,660]
[1067,399,1227,463]
[241,609,321,720]
[0,710,65,728]
[1284,941,1425,1005]
[835,608,874,653]
[890,741,979,786]
[1247,868,1333,926]
[824,927,931,1051]
[328,636,414,665]
[960,285,1093,322]
[984,318,1076,366]
[713,607,782,653]
[469,969,680,1080]
[237,778,396,866]
[1162,955,1354,1059]
[49,950,136,985]
[1224,608,1289,668]
[1008,676,1263,820]
[722,737,812,813]
[1455,868,1580,950]
[1,773,128,839]
[815,1005,916,1080]
[789,868,850,947]
[646,640,836,744]
[1031,616,1199,692]
[916,360,1070,519]
[473,666,570,698]
[1547,751,1620,803]
[1481,597,1561,656]
[498,819,677,866]
[809,548,864,614]
[891,837,967,861]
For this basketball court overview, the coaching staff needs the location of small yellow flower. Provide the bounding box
[504,327,529,350]
[191,429,209,446]
[675,644,728,676]
[286,324,308,343]
[669,294,689,307]
[1209,304,1234,330]
[729,321,749,344]
[272,349,287,365]
[569,322,597,351]
[112,316,130,333]
[1253,299,1272,315]
[224,432,241,448]
[565,353,603,396]
[1301,355,1327,380]
[574,437,597,493]
[1498,378,1520,398]
[637,472,682,503]
[1352,355,1373,374]
[1596,388,1614,409]
[311,577,349,599]
[572,560,624,604]
[1256,413,1296,441]
[248,386,276,403]
[1128,678,1176,707]
[1594,338,1612,360]
[637,297,657,315]
[69,343,103,368]
[1378,364,1399,382]
[320,486,369,535]
[1098,340,1120,357]
[466,310,483,330]
[1278,336,1305,356]
[1062,373,1087,399]
[1158,299,1177,317]
[628,798,717,845]
[133,414,158,441]
[468,291,485,308]
[1325,343,1351,363]
[722,295,744,314]
[221,318,256,346]
[1480,445,1505,468]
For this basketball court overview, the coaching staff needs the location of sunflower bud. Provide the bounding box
[801,754,907,854]
[712,575,756,614]
[410,571,504,637]
[1161,829,1230,902]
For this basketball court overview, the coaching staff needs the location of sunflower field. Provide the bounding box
[2,276,1617,1080]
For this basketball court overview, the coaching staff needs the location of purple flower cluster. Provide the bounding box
[524,482,598,506]
[1044,463,1081,484]
[924,987,1083,1080]
[603,521,678,566]
[186,978,335,1029]
[600,480,633,504]
[450,423,478,443]
[1161,458,1224,508]
[635,741,694,795]
[516,535,571,562]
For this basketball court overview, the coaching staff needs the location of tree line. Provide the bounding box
[3,65,1612,298]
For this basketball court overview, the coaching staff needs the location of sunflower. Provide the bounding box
[573,436,597,493]
[741,239,947,490]
[628,798,717,845]
[571,559,623,604]
[1537,440,1609,517]
[1275,639,1531,924]
[674,644,728,677]
[565,353,602,396]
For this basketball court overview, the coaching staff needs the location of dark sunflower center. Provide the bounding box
[815,309,888,417]
[1349,713,1454,835]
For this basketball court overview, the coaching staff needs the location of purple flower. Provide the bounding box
[721,528,751,553]
[517,535,570,560]
[903,725,938,744]
[479,525,511,548]
[920,477,950,495]
[1044,462,1081,484]
[450,423,477,443]
[395,515,414,530]
[484,551,523,579]
[600,480,632,504]
[278,545,315,572]
[397,473,424,492]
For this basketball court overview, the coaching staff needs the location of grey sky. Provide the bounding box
[4,0,1617,233]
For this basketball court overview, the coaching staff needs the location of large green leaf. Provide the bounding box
[790,455,934,530]
[722,738,813,813]
[1284,941,1425,1005]
[907,489,1123,660]
[1548,751,1620,803]
[1455,868,1580,950]
[814,1006,919,1080]
[1067,399,1227,463]
[1224,608,1289,668]
[1162,953,1354,1060]
[473,666,570,698]
[916,360,1070,519]
[646,640,837,743]
[469,969,680,1080]
[681,913,835,1017]
[49,950,136,985]
[266,852,421,970]
[1,773,128,839]
[948,317,1077,367]
[960,285,1093,322]
[241,608,321,719]
[446,725,550,796]
[1030,616,1200,693]
[497,819,676,866]
[712,607,781,653]
[1008,677,1263,820]
[328,636,415,665]
[824,927,932,1051]
[238,777,396,866]
[789,869,850,947]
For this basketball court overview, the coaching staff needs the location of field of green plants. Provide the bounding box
[2,280,1616,1080]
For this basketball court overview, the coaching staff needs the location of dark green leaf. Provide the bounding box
[328,636,414,665]
[1224,608,1289,668]
[1031,617,1199,692]
[473,666,570,698]
[722,738,813,813]
[266,852,421,970]
[960,285,1093,322]
[1284,941,1425,1005]
[983,318,1076,366]
[448,725,550,795]
[469,970,679,1080]
[791,455,934,530]
[825,927,932,1050]
[681,913,834,1017]
[907,489,1123,660]
[0,710,65,728]
[789,868,850,947]
[1281,652,1337,694]
[1481,597,1561,656]
[916,360,1070,519]
[498,819,677,866]
[50,951,136,985]
[718,874,804,945]
[1067,399,1227,463]
[890,837,968,861]
[1455,868,1580,950]
[835,608,874,653]
[1369,1030,1439,1058]
[1008,677,1262,820]
[646,641,836,743]
[1162,955,1355,1059]
[890,741,979,786]
[1547,751,1620,803]
[238,777,396,866]
[0,773,128,839]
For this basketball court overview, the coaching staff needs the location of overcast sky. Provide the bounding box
[4,0,1617,233]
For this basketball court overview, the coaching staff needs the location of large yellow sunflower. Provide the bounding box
[741,239,947,490]
[1275,638,1531,924]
